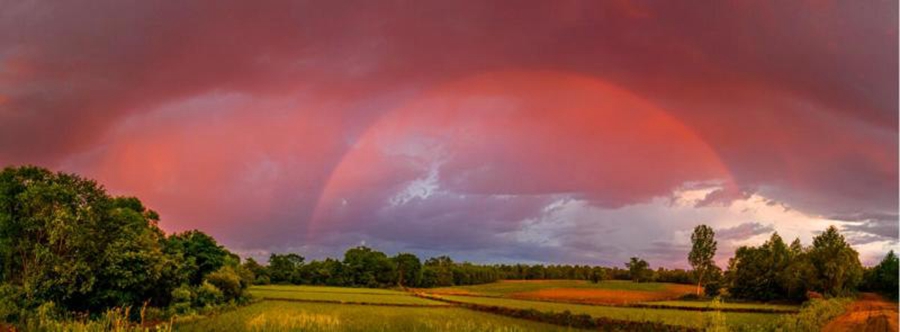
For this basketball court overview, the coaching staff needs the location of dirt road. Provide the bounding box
[823,293,898,332]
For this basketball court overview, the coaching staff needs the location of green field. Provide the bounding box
[431,294,782,329]
[176,301,577,331]
[638,300,800,313]
[428,280,669,296]
[249,285,445,306]
[182,284,791,331]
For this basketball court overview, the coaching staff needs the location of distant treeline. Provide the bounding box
[245,248,698,289]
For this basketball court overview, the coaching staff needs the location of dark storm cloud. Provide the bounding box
[0,0,895,263]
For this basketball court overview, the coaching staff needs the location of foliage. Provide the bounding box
[205,266,245,302]
[768,297,851,331]
[627,257,652,282]
[0,166,174,312]
[267,253,304,284]
[861,250,899,299]
[343,246,396,287]
[807,226,863,296]
[689,224,718,296]
[194,281,224,308]
[165,230,229,286]
[727,233,807,301]
[392,252,422,287]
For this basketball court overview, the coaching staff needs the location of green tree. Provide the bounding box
[0,166,176,312]
[166,230,229,285]
[689,224,717,296]
[343,246,396,287]
[862,250,899,299]
[392,253,422,287]
[808,226,863,296]
[626,257,651,283]
[268,253,304,284]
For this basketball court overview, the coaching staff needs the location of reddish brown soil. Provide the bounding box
[508,284,695,305]
[823,293,899,332]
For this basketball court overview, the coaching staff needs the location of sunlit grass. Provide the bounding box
[432,294,784,329]
[176,301,579,331]
[248,285,442,306]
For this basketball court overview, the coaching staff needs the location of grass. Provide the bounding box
[430,294,784,329]
[175,301,580,331]
[640,300,800,313]
[249,285,444,306]
[428,280,669,297]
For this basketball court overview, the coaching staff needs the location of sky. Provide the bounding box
[0,0,897,267]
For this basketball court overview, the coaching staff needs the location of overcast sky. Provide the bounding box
[0,0,896,267]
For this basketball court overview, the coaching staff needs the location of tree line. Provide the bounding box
[685,224,898,302]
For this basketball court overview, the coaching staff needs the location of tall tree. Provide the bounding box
[626,257,651,282]
[863,250,899,299]
[808,226,863,296]
[392,253,422,287]
[688,224,717,295]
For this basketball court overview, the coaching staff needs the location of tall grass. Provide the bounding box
[15,302,173,332]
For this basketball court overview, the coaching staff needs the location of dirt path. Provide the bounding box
[823,293,898,332]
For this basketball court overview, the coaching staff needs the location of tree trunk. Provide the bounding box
[696,273,704,296]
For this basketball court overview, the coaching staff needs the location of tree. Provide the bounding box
[589,267,607,283]
[862,250,899,299]
[343,246,395,287]
[689,224,717,296]
[166,230,229,285]
[725,232,792,301]
[626,257,651,283]
[424,256,455,287]
[0,166,176,311]
[808,226,863,296]
[268,253,304,284]
[392,253,422,287]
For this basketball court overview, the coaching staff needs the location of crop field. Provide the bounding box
[637,300,800,313]
[249,285,445,306]
[179,283,794,331]
[175,299,576,331]
[426,280,696,304]
[427,293,783,330]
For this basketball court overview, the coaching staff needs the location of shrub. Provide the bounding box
[704,281,722,297]
[170,285,194,314]
[771,298,850,331]
[205,266,243,302]
[0,284,24,322]
[255,275,271,285]
[194,282,224,308]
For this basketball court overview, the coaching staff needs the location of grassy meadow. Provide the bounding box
[176,282,796,331]
[249,285,445,306]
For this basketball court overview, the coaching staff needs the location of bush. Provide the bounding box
[255,275,271,285]
[194,282,224,308]
[170,285,194,314]
[0,284,24,322]
[704,281,722,297]
[205,266,243,302]
[771,298,850,331]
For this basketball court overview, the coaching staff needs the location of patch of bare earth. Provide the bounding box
[508,284,695,305]
[823,293,899,332]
